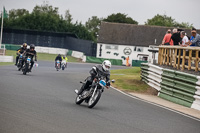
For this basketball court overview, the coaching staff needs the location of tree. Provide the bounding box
[3,4,94,41]
[9,9,29,20]
[32,3,59,17]
[145,14,193,28]
[104,13,138,24]
[65,9,73,24]
[85,16,102,42]
[174,22,193,29]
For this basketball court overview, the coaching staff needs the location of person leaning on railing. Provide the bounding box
[179,31,189,47]
[161,29,173,46]
[186,29,200,47]
[171,28,182,46]
[178,31,189,64]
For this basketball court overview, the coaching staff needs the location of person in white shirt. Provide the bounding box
[179,31,189,47]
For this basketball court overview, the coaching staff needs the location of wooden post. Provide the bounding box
[188,50,192,70]
[158,48,161,64]
[195,50,199,71]
[167,48,170,65]
[163,48,167,65]
[174,49,177,68]
[170,49,173,66]
[182,49,186,70]
[177,49,181,69]
[160,48,164,65]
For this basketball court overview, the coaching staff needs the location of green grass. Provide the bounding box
[110,67,149,92]
[4,50,80,62]
[0,62,14,66]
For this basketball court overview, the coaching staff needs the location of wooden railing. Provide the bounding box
[158,46,200,71]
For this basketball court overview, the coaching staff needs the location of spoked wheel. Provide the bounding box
[75,95,84,105]
[23,63,29,75]
[88,90,101,108]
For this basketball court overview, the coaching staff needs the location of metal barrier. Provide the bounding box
[141,63,200,111]
[0,44,5,55]
[158,46,200,71]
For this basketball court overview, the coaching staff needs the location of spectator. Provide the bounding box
[179,31,189,47]
[161,29,173,46]
[171,28,181,45]
[188,29,200,47]
[126,56,130,67]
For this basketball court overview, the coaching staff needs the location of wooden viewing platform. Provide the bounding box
[158,46,200,72]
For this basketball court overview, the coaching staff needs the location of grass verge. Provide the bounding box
[110,67,154,94]
[0,62,14,66]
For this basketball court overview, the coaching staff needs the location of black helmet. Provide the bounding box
[30,44,35,49]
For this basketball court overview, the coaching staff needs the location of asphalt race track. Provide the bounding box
[0,61,200,133]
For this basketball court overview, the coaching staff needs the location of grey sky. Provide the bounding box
[1,0,200,29]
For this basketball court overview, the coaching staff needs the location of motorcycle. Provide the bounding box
[22,56,32,75]
[17,54,23,71]
[75,76,115,108]
[56,60,60,71]
[61,60,67,70]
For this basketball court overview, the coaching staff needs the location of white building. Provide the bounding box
[96,22,188,65]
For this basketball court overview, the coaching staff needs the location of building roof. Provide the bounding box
[97,22,198,47]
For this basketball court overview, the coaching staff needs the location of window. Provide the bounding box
[137,47,143,52]
[105,45,118,50]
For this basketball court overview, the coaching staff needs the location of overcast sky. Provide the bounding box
[1,0,200,29]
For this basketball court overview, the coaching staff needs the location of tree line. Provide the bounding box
[1,4,193,42]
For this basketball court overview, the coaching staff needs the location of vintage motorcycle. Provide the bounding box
[61,60,67,70]
[75,76,115,108]
[56,60,61,71]
[22,56,32,75]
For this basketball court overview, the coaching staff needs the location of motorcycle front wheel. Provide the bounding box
[88,89,101,108]
[23,63,28,75]
[75,95,84,105]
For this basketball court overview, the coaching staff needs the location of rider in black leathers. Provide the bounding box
[23,44,37,72]
[15,43,27,65]
[55,54,62,67]
[78,60,111,95]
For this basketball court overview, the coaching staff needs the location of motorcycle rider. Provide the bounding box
[55,54,62,67]
[61,55,68,67]
[77,60,111,95]
[23,44,37,72]
[15,43,27,65]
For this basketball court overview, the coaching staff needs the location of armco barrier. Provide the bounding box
[0,55,13,62]
[5,44,21,50]
[141,63,200,111]
[86,56,122,66]
[132,60,148,67]
[71,51,84,59]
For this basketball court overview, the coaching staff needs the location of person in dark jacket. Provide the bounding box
[15,43,27,65]
[23,44,37,72]
[77,60,111,95]
[55,54,62,67]
[171,28,182,45]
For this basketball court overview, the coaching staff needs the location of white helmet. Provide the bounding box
[102,60,111,71]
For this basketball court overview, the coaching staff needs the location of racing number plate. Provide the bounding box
[99,80,106,87]
[27,58,31,61]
